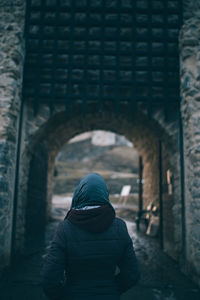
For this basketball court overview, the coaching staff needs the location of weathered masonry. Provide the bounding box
[0,0,200,286]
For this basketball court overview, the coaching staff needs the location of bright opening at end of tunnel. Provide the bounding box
[51,130,143,227]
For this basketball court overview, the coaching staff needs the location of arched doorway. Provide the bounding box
[16,108,181,263]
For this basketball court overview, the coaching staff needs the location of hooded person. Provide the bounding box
[66,173,115,233]
[41,173,140,300]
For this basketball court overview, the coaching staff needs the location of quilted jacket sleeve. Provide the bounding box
[115,220,140,294]
[40,221,67,300]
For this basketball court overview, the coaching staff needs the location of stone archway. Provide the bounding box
[15,106,182,265]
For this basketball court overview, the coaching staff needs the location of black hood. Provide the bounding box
[70,173,112,209]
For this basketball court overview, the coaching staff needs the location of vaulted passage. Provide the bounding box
[17,109,181,261]
[3,111,200,299]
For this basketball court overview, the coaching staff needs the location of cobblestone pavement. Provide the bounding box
[1,199,200,300]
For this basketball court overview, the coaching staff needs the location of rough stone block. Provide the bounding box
[0,141,9,165]
[0,194,8,207]
[0,176,8,193]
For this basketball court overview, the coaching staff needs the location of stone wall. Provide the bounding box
[15,103,51,254]
[183,0,200,20]
[0,1,25,269]
[25,140,48,247]
[144,109,181,260]
[153,109,182,260]
[180,2,200,285]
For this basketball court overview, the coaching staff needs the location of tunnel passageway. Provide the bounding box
[1,196,200,300]
[7,121,193,299]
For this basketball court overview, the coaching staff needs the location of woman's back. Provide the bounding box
[65,217,136,299]
[41,174,140,300]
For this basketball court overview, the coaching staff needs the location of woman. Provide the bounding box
[41,173,140,300]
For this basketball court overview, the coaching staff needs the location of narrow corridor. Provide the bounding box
[1,197,199,300]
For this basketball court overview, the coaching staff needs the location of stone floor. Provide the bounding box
[1,198,200,300]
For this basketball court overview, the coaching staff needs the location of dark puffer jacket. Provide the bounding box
[41,174,140,299]
[41,217,140,300]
